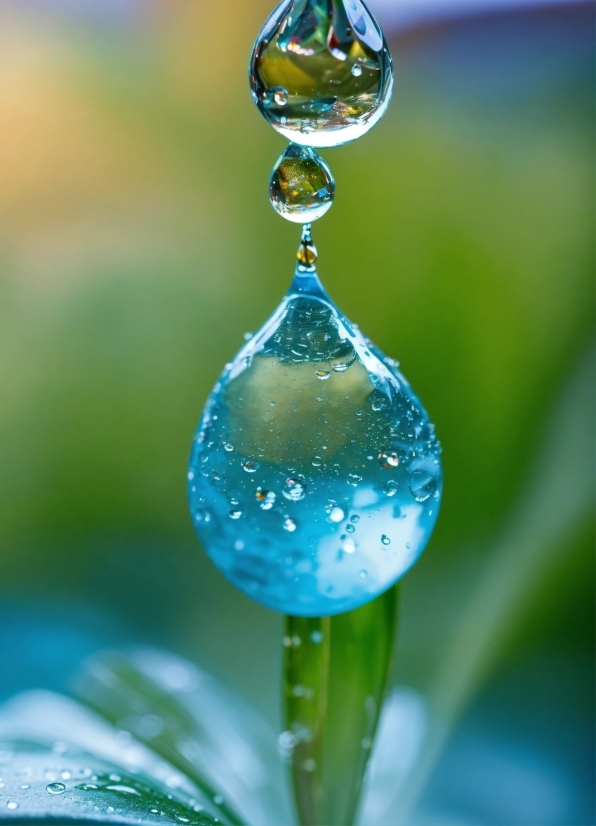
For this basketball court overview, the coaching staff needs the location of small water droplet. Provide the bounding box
[302,758,316,773]
[328,506,345,523]
[352,63,363,77]
[282,477,307,501]
[315,369,331,380]
[224,443,234,452]
[384,480,399,497]
[345,523,355,533]
[106,785,141,796]
[341,536,356,553]
[350,514,360,523]
[7,802,18,810]
[229,509,242,520]
[213,795,224,806]
[378,451,399,469]
[347,473,362,486]
[109,775,121,782]
[355,409,363,418]
[311,455,322,467]
[408,458,439,502]
[46,782,66,795]
[242,459,260,473]
[359,569,367,578]
[310,630,323,643]
[269,144,335,223]
[256,488,276,509]
[381,535,391,545]
[284,517,297,532]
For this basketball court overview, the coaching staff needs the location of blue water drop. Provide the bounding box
[188,227,442,616]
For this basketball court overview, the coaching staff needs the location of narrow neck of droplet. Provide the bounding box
[289,224,329,299]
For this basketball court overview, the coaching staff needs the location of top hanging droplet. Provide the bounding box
[249,0,394,148]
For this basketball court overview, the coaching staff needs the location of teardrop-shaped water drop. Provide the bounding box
[188,233,441,616]
[270,144,335,223]
[250,0,394,148]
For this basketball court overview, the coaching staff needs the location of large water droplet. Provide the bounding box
[250,0,394,147]
[270,144,335,223]
[46,782,66,795]
[188,229,441,616]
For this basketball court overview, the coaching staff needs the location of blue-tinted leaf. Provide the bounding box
[74,649,294,826]
[0,693,221,824]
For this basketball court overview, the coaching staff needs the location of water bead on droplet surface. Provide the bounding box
[408,458,440,502]
[250,0,394,147]
[270,144,335,224]
[378,451,399,469]
[283,477,307,501]
[188,230,442,616]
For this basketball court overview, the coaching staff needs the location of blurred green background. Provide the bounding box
[0,1,593,823]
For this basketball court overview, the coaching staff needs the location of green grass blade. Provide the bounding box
[284,585,399,826]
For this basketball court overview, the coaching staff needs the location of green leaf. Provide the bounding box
[283,586,399,826]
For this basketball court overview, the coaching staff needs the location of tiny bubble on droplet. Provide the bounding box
[273,87,288,106]
[256,488,276,509]
[283,477,307,501]
[328,507,344,523]
[385,480,399,497]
